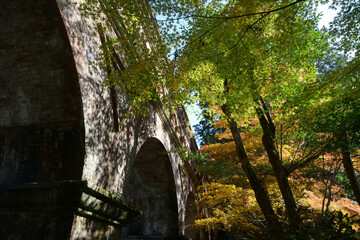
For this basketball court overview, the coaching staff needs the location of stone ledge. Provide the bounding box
[0,180,140,228]
[0,180,86,212]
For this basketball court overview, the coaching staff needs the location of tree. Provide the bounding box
[308,96,360,205]
[193,109,313,238]
[75,0,179,115]
[326,0,360,57]
[165,1,327,237]
[196,182,262,239]
[319,0,360,205]
[193,104,230,146]
[295,41,360,205]
[75,0,360,238]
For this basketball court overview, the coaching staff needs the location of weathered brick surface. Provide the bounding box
[123,138,179,237]
[0,121,84,183]
[0,1,84,239]
[0,0,82,127]
[0,0,85,183]
[0,212,75,240]
[0,0,198,239]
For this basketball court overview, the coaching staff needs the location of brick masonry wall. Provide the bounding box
[0,0,198,238]
[0,0,82,127]
[57,0,198,237]
[0,1,84,239]
[0,0,84,183]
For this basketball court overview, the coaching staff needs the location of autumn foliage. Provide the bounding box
[77,0,360,238]
[193,108,360,238]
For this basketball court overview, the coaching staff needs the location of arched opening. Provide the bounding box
[122,138,179,238]
[185,193,199,240]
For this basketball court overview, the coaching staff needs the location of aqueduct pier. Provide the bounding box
[0,1,200,239]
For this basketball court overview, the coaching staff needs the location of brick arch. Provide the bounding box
[122,137,179,238]
[0,0,199,239]
[185,192,199,240]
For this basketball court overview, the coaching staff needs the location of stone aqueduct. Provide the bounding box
[0,1,200,239]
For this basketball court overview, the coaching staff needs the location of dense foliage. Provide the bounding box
[75,0,360,239]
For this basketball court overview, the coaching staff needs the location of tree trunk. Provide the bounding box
[221,104,283,240]
[254,98,301,230]
[341,145,360,205]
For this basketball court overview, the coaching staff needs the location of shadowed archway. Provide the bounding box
[122,138,179,238]
[185,193,198,240]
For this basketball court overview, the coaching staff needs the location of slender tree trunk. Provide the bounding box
[254,97,301,229]
[321,185,328,214]
[221,104,283,240]
[325,186,332,214]
[341,145,360,205]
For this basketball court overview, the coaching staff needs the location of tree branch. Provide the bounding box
[157,0,306,22]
